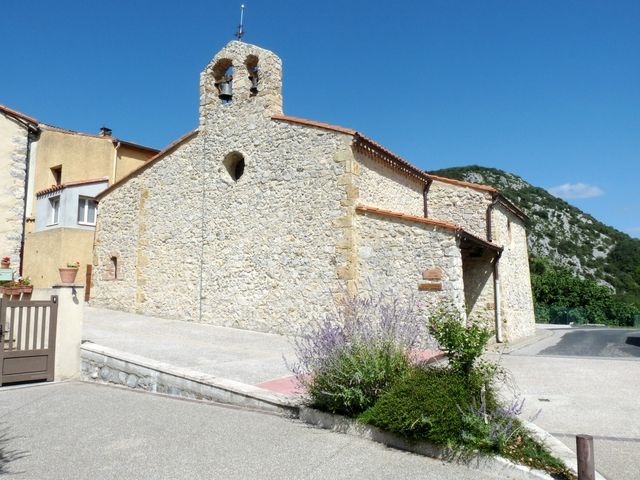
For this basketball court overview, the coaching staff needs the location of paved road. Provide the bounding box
[0,382,506,480]
[538,328,640,357]
[492,326,640,480]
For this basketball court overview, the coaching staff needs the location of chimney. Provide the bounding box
[99,126,112,137]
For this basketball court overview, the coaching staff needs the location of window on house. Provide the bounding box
[51,166,62,186]
[77,197,98,225]
[49,197,60,225]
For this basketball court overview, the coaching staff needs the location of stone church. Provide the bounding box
[91,41,535,342]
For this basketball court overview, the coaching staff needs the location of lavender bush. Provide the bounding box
[460,393,539,452]
[288,290,432,415]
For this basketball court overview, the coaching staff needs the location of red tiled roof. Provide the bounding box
[355,204,503,253]
[36,177,109,197]
[0,104,38,126]
[271,114,497,193]
[356,204,459,231]
[41,124,159,153]
[427,173,496,193]
[96,129,199,201]
[271,114,356,135]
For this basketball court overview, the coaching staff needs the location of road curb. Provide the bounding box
[80,342,301,417]
[298,407,559,480]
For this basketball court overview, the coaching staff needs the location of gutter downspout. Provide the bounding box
[423,178,433,218]
[487,192,503,342]
[112,141,121,183]
[493,252,503,343]
[19,126,40,276]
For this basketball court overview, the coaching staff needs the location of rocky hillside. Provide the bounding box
[430,165,640,304]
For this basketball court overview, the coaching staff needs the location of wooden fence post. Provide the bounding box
[85,264,92,302]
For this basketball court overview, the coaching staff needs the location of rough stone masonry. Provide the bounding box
[91,41,535,342]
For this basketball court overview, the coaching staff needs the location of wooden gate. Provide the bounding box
[0,295,58,386]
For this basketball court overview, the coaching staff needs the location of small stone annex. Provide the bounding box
[91,41,535,342]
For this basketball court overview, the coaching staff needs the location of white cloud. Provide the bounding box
[548,183,604,200]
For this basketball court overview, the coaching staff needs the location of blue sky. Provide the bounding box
[2,1,638,237]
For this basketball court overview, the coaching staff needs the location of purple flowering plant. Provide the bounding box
[287,289,433,415]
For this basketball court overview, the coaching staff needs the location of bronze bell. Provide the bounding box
[218,79,232,100]
[249,74,259,94]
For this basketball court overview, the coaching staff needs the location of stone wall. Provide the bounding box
[355,152,424,217]
[491,205,535,341]
[0,114,28,267]
[92,135,202,314]
[92,41,355,333]
[355,212,466,315]
[428,180,491,238]
[91,40,535,342]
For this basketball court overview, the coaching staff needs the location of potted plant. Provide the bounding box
[0,277,33,296]
[1,256,10,269]
[59,261,80,284]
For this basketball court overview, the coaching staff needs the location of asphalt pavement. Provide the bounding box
[492,326,640,480]
[538,328,640,357]
[0,382,507,480]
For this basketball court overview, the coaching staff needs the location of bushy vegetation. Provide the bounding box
[530,257,639,326]
[359,366,496,445]
[289,292,428,415]
[431,165,640,311]
[290,296,575,479]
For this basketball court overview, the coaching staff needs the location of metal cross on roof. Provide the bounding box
[235,4,245,41]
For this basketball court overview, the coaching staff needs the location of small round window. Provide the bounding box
[223,152,245,181]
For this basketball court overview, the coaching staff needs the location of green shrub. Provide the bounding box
[358,366,494,446]
[308,341,411,416]
[360,366,575,479]
[428,307,493,376]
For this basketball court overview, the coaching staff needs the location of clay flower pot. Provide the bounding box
[59,267,79,284]
[1,261,10,269]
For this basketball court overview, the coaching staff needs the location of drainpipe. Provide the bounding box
[112,141,121,183]
[487,192,503,342]
[423,178,433,218]
[19,126,40,276]
[493,253,503,343]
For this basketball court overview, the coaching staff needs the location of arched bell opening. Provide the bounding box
[245,55,259,96]
[212,58,234,102]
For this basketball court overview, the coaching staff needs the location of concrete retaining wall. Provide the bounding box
[80,343,299,417]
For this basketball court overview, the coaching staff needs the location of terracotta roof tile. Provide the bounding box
[426,173,497,193]
[0,104,38,126]
[41,124,159,153]
[356,205,459,231]
[272,114,497,193]
[271,114,356,135]
[355,204,502,253]
[36,177,109,197]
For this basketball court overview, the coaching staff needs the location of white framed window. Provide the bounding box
[77,197,97,225]
[49,196,60,225]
